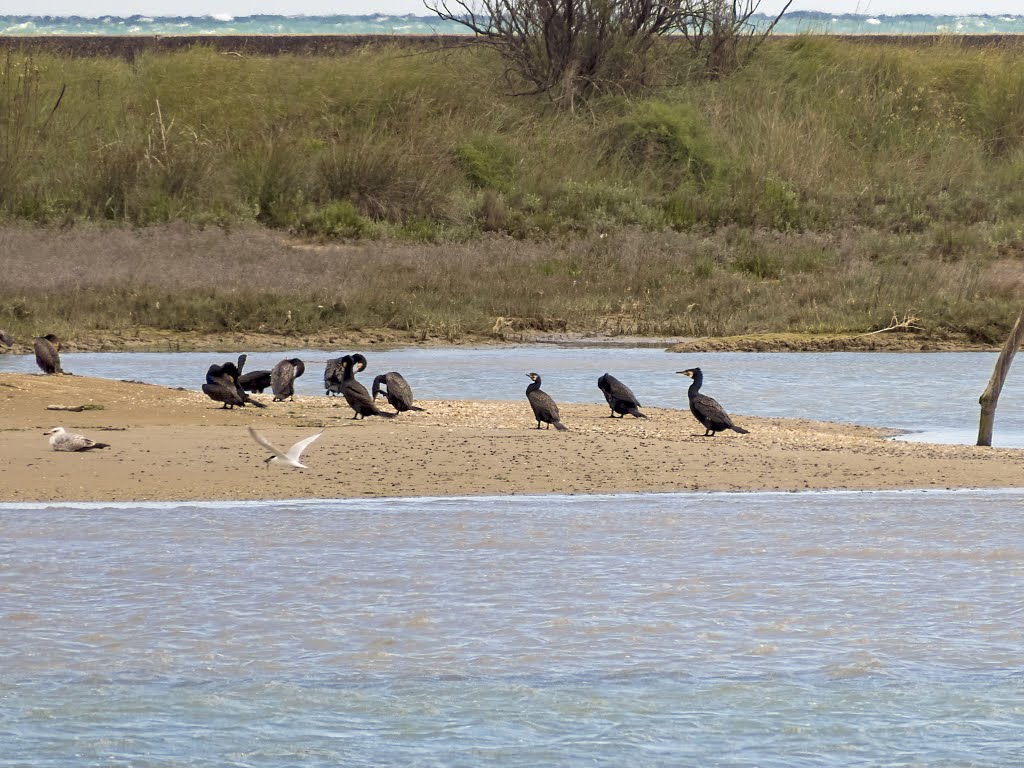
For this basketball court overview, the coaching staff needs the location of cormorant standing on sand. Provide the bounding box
[526,372,568,431]
[33,334,63,375]
[677,367,748,436]
[202,358,267,409]
[272,358,305,401]
[372,371,425,413]
[340,354,397,419]
[597,373,646,418]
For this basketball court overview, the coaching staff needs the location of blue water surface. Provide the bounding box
[2,489,1023,766]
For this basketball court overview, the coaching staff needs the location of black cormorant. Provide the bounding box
[232,354,267,407]
[272,358,305,401]
[597,373,646,418]
[238,370,272,394]
[340,354,397,419]
[33,334,63,375]
[324,357,346,396]
[677,368,748,436]
[202,361,267,409]
[526,372,568,430]
[372,371,425,413]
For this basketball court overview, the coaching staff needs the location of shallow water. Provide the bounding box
[2,490,1023,765]
[5,347,1024,446]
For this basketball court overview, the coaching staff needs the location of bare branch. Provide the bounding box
[853,311,924,338]
[423,0,790,106]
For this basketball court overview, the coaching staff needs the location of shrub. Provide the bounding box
[293,200,368,240]
[731,245,783,280]
[758,175,802,231]
[453,138,517,193]
[316,138,455,222]
[479,189,507,232]
[610,100,718,187]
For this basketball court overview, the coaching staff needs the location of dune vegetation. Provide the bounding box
[1,36,1023,346]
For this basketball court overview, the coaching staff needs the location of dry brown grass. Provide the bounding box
[1,223,1022,345]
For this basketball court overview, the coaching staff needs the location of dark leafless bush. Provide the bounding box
[683,0,793,78]
[425,0,688,109]
[424,0,791,108]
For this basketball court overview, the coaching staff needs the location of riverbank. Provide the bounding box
[4,373,1022,503]
[0,326,1000,354]
[1,36,1024,347]
[1,224,1019,352]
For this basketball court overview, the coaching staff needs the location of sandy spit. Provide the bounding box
[3,373,1023,503]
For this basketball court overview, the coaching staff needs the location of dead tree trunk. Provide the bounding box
[978,310,1024,446]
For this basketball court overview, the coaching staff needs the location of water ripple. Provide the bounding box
[2,490,1024,763]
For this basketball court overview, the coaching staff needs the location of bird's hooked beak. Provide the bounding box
[676,370,694,379]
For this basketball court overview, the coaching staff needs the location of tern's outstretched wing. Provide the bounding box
[286,431,324,462]
[247,426,289,461]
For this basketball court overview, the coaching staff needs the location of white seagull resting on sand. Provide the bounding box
[44,426,110,452]
[248,426,324,468]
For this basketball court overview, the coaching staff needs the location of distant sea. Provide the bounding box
[1,12,1023,37]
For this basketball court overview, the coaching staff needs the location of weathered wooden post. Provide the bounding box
[978,310,1024,446]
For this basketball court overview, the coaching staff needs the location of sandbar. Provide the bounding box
[2,373,1022,503]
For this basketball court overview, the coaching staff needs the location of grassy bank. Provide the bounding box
[3,37,1023,237]
[1,37,1023,344]
[1,225,1020,348]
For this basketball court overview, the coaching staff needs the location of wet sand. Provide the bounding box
[3,372,1023,503]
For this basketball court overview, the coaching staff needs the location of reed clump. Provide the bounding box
[0,37,1023,343]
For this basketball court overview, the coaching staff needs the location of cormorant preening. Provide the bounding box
[324,357,346,396]
[526,372,568,431]
[272,358,305,401]
[597,373,646,419]
[44,426,110,452]
[202,360,267,409]
[677,368,748,436]
[235,356,266,407]
[202,361,242,408]
[33,334,63,375]
[238,370,272,394]
[340,354,397,419]
[372,371,425,413]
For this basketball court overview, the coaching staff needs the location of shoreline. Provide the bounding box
[7,485,1023,509]
[0,328,1002,355]
[4,373,1023,503]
